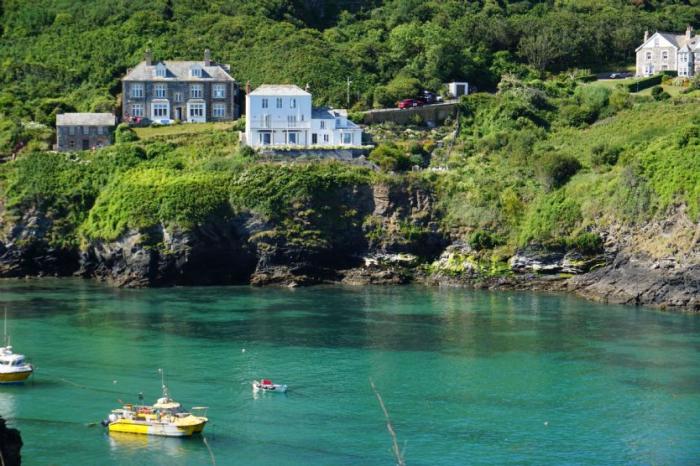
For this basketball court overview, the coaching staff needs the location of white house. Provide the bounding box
[244,84,362,148]
[635,26,699,77]
[446,82,469,98]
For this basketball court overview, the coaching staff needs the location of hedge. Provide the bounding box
[625,75,662,93]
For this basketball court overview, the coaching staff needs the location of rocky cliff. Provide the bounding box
[0,417,22,466]
[1,182,697,311]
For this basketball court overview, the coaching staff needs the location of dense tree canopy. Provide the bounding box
[0,0,697,148]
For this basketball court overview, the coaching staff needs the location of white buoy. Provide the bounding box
[241,348,246,353]
[113,380,117,384]
[544,421,549,426]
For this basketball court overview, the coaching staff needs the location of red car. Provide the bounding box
[398,98,425,109]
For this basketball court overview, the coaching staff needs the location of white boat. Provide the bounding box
[0,310,32,384]
[0,346,33,384]
[252,379,287,393]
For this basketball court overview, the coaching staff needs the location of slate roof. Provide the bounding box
[56,113,115,126]
[311,108,335,119]
[637,31,698,51]
[122,61,235,81]
[249,84,310,96]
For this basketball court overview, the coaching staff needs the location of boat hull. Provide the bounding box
[108,419,206,437]
[0,369,32,384]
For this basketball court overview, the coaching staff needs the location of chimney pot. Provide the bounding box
[145,49,153,66]
[204,48,212,66]
[246,80,251,96]
[644,30,649,42]
[687,25,693,39]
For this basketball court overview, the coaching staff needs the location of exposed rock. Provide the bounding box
[0,417,22,466]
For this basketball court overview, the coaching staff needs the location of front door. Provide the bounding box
[82,139,89,150]
[312,133,318,145]
[176,107,182,120]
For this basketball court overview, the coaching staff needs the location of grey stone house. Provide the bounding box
[121,49,239,124]
[56,113,116,152]
[636,26,699,77]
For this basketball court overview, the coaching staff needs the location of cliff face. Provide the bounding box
[0,417,22,466]
[1,183,697,311]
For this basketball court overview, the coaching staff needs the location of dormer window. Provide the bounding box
[155,63,167,78]
[190,65,203,78]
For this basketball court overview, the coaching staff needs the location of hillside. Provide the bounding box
[1,0,699,155]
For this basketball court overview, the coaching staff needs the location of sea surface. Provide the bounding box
[0,279,699,465]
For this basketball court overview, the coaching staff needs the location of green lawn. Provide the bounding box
[590,78,698,97]
[133,122,238,140]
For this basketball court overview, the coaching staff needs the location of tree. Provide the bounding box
[518,31,562,71]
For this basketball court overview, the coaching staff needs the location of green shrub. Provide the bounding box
[651,86,670,101]
[590,144,621,167]
[567,232,603,254]
[468,230,501,250]
[625,75,662,93]
[560,104,596,127]
[369,143,412,172]
[115,123,138,143]
[537,153,582,190]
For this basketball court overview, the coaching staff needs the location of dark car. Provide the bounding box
[420,90,438,104]
[398,98,425,109]
[610,72,633,79]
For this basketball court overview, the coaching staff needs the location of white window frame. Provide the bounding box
[662,51,668,61]
[173,92,183,102]
[131,103,144,117]
[288,132,298,144]
[259,132,271,145]
[646,51,652,60]
[97,126,104,135]
[212,103,225,118]
[155,64,167,77]
[68,126,75,136]
[262,98,268,109]
[190,66,202,78]
[190,84,203,98]
[154,83,167,98]
[131,83,144,98]
[290,98,296,109]
[287,115,296,128]
[187,102,206,122]
[152,101,170,119]
[83,126,90,135]
[320,121,325,129]
[276,98,282,108]
[323,134,329,143]
[213,84,226,99]
[342,133,352,145]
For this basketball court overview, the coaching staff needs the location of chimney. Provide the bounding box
[245,80,251,95]
[644,30,649,42]
[305,83,310,92]
[204,48,211,66]
[145,49,153,66]
[686,25,693,40]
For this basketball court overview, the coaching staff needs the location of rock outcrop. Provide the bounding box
[0,417,22,466]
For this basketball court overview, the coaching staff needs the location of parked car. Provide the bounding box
[610,72,633,79]
[420,90,438,104]
[398,98,425,109]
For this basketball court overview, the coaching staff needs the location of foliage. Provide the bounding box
[536,153,582,191]
[114,123,137,143]
[624,75,662,93]
[368,142,413,172]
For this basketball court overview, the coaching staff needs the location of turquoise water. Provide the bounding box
[0,279,699,465]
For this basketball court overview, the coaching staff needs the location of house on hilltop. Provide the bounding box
[56,113,115,152]
[636,26,698,77]
[121,49,239,124]
[243,84,362,148]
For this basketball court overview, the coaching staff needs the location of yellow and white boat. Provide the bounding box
[103,373,207,437]
[0,346,33,384]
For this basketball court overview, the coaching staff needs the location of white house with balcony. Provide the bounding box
[244,84,362,148]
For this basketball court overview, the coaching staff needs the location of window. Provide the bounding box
[174,92,183,102]
[323,134,329,143]
[213,103,225,118]
[288,132,297,144]
[83,126,90,135]
[654,37,659,46]
[69,140,75,148]
[154,84,167,98]
[131,83,144,98]
[262,98,268,109]
[287,115,296,127]
[68,126,75,136]
[260,133,271,145]
[190,84,203,98]
[646,52,652,60]
[662,51,668,61]
[662,65,668,70]
[213,84,226,98]
[190,66,202,78]
[276,98,282,108]
[97,126,104,135]
[290,98,296,109]
[189,102,205,118]
[155,64,167,77]
[320,121,325,129]
[343,133,352,144]
[153,103,169,118]
[263,114,271,128]
[131,103,144,117]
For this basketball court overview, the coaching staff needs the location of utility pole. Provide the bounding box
[346,77,352,108]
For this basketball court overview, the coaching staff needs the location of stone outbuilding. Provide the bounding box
[56,113,116,152]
